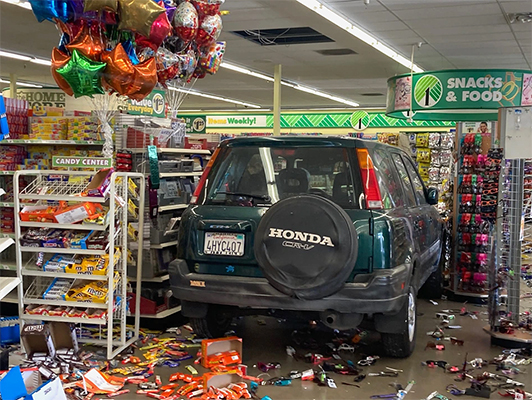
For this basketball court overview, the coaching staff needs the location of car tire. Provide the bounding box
[381,287,417,358]
[190,309,232,338]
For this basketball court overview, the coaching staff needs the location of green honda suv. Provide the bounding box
[170,137,442,357]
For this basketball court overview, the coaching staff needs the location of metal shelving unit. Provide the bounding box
[0,140,105,145]
[159,171,204,178]
[14,170,146,359]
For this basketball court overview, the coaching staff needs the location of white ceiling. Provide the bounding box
[0,0,530,110]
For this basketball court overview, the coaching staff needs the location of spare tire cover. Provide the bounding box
[254,194,358,300]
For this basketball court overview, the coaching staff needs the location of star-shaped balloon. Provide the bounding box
[66,21,105,61]
[56,49,106,98]
[127,57,158,100]
[101,43,135,95]
[51,47,74,97]
[84,0,118,13]
[118,0,165,38]
[28,0,69,22]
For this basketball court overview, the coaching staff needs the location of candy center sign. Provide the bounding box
[52,156,112,168]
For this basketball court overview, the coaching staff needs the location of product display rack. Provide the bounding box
[450,122,499,298]
[13,170,145,359]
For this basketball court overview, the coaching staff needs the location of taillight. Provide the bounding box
[356,148,383,209]
[191,147,220,204]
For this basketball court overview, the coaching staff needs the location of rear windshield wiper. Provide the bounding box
[216,191,271,202]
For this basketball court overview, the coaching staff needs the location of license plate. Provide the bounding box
[204,232,245,257]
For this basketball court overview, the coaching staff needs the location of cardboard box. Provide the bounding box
[0,367,67,400]
[201,336,242,368]
[84,168,113,197]
[203,372,242,393]
[21,324,55,358]
[48,322,78,354]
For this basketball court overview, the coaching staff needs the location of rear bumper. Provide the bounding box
[169,260,411,315]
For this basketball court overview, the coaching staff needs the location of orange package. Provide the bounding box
[19,205,57,222]
[54,201,103,224]
[201,337,242,369]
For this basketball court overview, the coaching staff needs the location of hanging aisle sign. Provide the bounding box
[386,69,532,121]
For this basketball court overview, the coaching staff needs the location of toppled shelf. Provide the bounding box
[158,204,187,212]
[151,241,177,249]
[0,237,14,253]
[159,172,203,178]
[0,277,20,301]
[139,306,181,319]
[128,274,169,283]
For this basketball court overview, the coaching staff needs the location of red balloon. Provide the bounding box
[149,5,172,48]
[193,0,224,16]
[51,47,74,96]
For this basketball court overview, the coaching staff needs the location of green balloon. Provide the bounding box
[56,49,106,98]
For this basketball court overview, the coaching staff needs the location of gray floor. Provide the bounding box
[117,298,531,399]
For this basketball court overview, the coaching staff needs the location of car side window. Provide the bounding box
[391,153,416,207]
[403,157,427,205]
[371,148,405,209]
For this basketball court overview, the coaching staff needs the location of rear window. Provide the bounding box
[203,146,358,208]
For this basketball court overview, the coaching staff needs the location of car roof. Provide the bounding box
[220,136,410,157]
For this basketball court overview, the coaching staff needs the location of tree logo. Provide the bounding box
[414,75,443,108]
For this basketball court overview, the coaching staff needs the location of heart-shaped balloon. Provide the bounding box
[155,47,181,86]
[196,13,222,47]
[173,1,198,42]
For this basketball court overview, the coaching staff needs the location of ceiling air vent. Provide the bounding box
[231,27,335,46]
[361,93,384,97]
[315,48,357,56]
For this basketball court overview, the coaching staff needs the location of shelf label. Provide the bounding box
[52,156,112,168]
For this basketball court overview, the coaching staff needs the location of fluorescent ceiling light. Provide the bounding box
[0,78,42,88]
[169,87,261,109]
[30,58,52,66]
[221,62,275,82]
[0,50,31,61]
[296,0,424,73]
[0,0,32,10]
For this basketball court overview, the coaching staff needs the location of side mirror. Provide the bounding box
[426,187,438,205]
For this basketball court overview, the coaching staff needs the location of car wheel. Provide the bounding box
[381,287,416,358]
[190,309,232,338]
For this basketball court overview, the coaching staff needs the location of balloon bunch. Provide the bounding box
[29,0,227,100]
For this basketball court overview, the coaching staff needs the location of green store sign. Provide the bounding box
[182,112,455,130]
[126,89,166,118]
[52,156,112,168]
[387,69,532,121]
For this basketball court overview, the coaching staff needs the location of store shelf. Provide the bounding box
[159,172,203,178]
[0,237,14,253]
[128,274,169,283]
[0,202,14,208]
[131,148,210,155]
[1,293,17,303]
[18,176,107,203]
[139,306,181,319]
[22,269,108,281]
[0,261,16,271]
[483,325,532,343]
[0,277,20,301]
[20,247,106,255]
[24,297,107,308]
[20,220,108,231]
[151,241,177,249]
[158,204,187,212]
[22,314,107,325]
[0,139,105,145]
[0,171,15,175]
[0,232,15,239]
